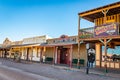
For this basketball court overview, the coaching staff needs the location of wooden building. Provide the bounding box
[78,1,120,69]
[42,35,87,67]
[0,35,87,68]
[0,35,48,62]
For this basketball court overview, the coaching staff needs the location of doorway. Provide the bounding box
[26,48,30,61]
[59,48,69,64]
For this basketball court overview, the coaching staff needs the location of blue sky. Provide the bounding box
[0,0,119,43]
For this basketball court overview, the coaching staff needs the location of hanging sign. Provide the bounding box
[94,23,119,37]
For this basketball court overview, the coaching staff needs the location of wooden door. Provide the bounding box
[57,49,60,64]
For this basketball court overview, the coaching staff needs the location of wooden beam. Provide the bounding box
[69,45,73,68]
[79,4,120,17]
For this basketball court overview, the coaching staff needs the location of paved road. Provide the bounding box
[0,58,120,80]
[0,64,56,80]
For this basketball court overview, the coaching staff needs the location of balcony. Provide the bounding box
[79,22,120,39]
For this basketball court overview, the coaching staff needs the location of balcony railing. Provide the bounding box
[79,22,120,39]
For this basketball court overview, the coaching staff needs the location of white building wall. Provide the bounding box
[32,48,40,61]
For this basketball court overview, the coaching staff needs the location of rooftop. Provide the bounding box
[78,1,120,22]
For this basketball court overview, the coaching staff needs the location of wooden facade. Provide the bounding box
[0,35,87,68]
[0,35,48,62]
[78,1,120,69]
[42,35,87,67]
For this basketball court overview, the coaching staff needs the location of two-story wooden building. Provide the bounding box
[78,1,120,69]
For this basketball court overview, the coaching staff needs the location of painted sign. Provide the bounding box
[47,35,77,44]
[79,31,93,39]
[94,23,119,37]
[22,35,47,44]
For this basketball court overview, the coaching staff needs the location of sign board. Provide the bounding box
[23,35,46,44]
[79,31,93,39]
[94,23,119,37]
[47,36,77,44]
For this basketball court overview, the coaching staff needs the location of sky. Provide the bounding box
[0,0,120,43]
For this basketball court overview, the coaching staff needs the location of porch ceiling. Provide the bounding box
[78,1,120,22]
[80,35,120,46]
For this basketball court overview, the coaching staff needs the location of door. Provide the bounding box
[57,49,60,64]
[60,48,69,64]
[26,48,29,61]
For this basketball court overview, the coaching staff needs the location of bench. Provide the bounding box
[45,57,53,63]
[72,59,85,66]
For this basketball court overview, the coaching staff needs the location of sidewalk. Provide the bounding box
[52,64,120,78]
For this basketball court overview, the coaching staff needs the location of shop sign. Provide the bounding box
[48,37,77,44]
[53,38,76,43]
[23,36,46,44]
[79,31,93,39]
[94,23,119,37]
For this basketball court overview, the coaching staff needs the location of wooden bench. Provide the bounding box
[45,57,53,63]
[72,59,85,66]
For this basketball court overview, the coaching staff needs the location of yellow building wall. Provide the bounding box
[44,44,87,64]
[72,44,87,64]
[95,13,120,26]
[45,47,54,58]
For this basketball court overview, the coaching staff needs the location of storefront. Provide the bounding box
[43,35,87,67]
[0,35,48,62]
[78,1,120,69]
[0,38,11,58]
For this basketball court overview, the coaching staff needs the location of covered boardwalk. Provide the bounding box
[78,1,120,70]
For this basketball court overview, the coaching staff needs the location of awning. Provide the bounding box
[11,43,41,48]
[40,42,77,47]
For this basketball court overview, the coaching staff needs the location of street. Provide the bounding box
[0,63,55,80]
[0,58,120,80]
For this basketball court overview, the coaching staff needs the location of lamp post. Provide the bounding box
[86,43,89,74]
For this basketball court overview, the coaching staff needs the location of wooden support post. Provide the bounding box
[53,46,56,65]
[104,39,108,73]
[31,47,33,62]
[70,45,73,68]
[77,15,81,69]
[99,38,112,73]
[42,47,46,63]
[102,9,109,24]
[39,47,42,62]
[54,47,58,64]
[24,47,26,60]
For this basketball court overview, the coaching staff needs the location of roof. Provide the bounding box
[78,1,120,22]
[11,43,41,48]
[40,42,77,47]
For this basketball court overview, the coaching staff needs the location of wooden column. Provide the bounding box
[102,9,109,24]
[69,45,73,68]
[31,47,33,61]
[9,48,12,58]
[42,47,46,63]
[39,47,42,62]
[53,46,56,65]
[99,38,112,72]
[104,39,107,72]
[24,47,26,60]
[20,47,22,59]
[77,15,81,68]
[95,43,102,67]
[55,47,58,64]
